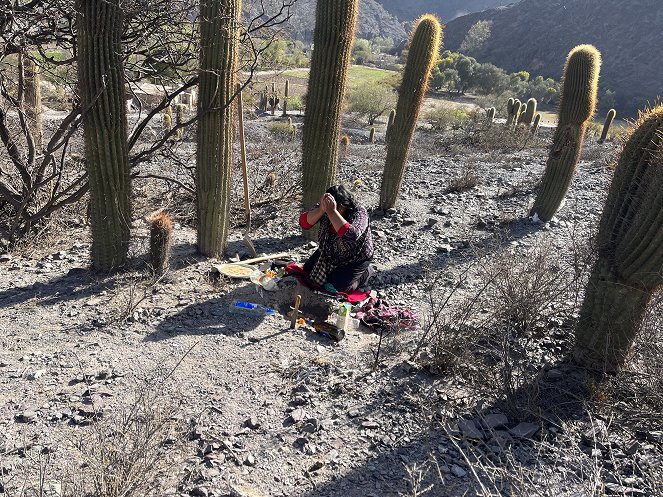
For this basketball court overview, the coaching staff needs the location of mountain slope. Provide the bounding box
[444,0,662,113]
[244,0,407,42]
[374,0,512,22]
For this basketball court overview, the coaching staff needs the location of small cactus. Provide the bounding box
[385,108,396,141]
[150,211,173,276]
[379,14,442,209]
[22,56,43,150]
[509,101,521,128]
[287,117,292,127]
[486,107,496,122]
[175,103,186,140]
[163,113,172,134]
[369,126,376,143]
[520,97,537,126]
[340,134,350,156]
[599,108,616,143]
[507,97,514,116]
[574,105,663,370]
[530,45,601,221]
[531,113,542,134]
[282,79,289,116]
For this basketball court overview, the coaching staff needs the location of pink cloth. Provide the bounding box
[285,263,370,304]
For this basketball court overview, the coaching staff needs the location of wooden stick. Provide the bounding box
[237,252,290,265]
[290,294,301,329]
[237,83,251,230]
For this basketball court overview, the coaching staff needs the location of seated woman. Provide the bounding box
[299,185,374,293]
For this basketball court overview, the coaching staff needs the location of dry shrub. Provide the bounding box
[445,167,479,193]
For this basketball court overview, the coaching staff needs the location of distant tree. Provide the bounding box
[352,38,373,65]
[473,63,509,95]
[372,36,394,54]
[459,20,493,57]
[456,55,478,93]
[347,82,396,125]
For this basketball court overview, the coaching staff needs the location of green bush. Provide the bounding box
[425,106,469,130]
[288,95,304,111]
[347,82,396,125]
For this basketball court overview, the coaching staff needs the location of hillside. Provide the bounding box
[374,0,511,22]
[444,0,662,114]
[244,0,407,42]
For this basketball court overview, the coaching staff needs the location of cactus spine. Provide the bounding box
[520,97,537,126]
[22,56,43,150]
[369,126,376,143]
[301,0,359,212]
[150,211,173,276]
[530,45,601,221]
[379,14,442,209]
[282,79,289,116]
[531,113,541,134]
[574,106,663,370]
[76,0,130,270]
[599,108,616,143]
[197,0,242,256]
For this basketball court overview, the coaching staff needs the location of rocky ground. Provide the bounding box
[0,116,662,497]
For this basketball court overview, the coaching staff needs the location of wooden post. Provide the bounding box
[237,83,258,257]
[290,294,302,329]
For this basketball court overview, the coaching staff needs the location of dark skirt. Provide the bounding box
[303,250,372,292]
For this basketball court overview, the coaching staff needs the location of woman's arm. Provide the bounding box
[299,196,326,229]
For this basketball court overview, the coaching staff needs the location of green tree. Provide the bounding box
[456,55,478,93]
[459,20,492,57]
[473,63,509,95]
[347,82,396,125]
[352,38,373,65]
[372,36,394,54]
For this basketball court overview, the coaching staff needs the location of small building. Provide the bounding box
[127,81,198,112]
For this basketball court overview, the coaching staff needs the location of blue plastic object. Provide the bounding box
[229,300,276,316]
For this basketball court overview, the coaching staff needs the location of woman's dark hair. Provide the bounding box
[326,184,358,219]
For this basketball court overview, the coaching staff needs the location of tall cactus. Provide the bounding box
[530,45,601,221]
[22,56,43,150]
[379,14,442,209]
[282,79,289,116]
[599,108,616,143]
[301,0,359,213]
[520,97,537,126]
[76,0,130,270]
[197,0,242,256]
[574,106,663,371]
